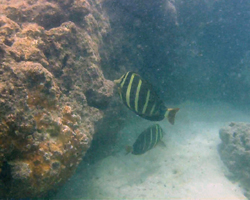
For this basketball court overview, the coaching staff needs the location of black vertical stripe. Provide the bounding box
[137,79,149,113]
[133,131,145,154]
[144,129,152,152]
[149,125,157,150]
[121,72,133,106]
[129,74,140,111]
[145,92,156,115]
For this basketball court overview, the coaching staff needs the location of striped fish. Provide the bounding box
[126,124,165,155]
[114,71,179,124]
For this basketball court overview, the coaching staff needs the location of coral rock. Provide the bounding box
[218,122,250,197]
[0,0,125,198]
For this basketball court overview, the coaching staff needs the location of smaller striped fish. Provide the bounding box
[126,124,165,155]
[114,72,179,124]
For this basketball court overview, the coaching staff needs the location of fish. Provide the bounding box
[126,124,165,155]
[114,71,179,124]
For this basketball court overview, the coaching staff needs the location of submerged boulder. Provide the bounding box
[0,0,126,198]
[218,122,250,198]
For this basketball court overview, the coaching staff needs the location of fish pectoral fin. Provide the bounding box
[125,145,133,155]
[157,140,166,148]
[166,108,180,125]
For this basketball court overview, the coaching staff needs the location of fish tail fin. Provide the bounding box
[165,108,180,125]
[125,145,133,155]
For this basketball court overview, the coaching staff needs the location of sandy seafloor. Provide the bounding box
[53,101,249,199]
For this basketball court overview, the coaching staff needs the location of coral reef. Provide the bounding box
[218,122,250,199]
[0,0,126,198]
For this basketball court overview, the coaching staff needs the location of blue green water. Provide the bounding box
[2,0,250,199]
[104,0,250,106]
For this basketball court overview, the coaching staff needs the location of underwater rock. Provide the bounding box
[218,122,250,198]
[0,0,126,198]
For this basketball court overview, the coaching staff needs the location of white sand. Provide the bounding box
[55,101,249,199]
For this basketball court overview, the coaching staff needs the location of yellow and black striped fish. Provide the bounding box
[126,124,165,155]
[114,71,179,124]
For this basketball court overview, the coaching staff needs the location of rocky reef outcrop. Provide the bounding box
[100,0,179,81]
[218,122,250,199]
[0,0,126,198]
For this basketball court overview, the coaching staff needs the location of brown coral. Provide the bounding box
[0,0,126,198]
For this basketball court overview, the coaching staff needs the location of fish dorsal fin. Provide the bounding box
[114,72,129,85]
[114,79,121,84]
